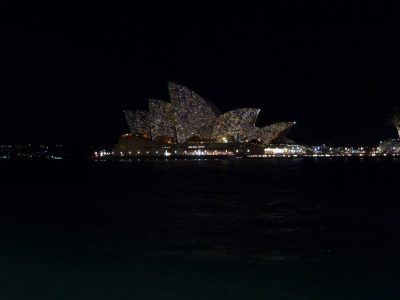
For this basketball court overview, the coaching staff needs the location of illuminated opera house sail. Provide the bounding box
[123,82,295,146]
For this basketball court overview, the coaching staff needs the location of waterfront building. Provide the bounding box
[114,82,296,157]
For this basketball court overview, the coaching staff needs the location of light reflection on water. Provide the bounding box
[0,159,399,299]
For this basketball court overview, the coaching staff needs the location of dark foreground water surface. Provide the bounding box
[0,158,399,299]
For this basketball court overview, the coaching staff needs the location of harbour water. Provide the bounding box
[0,158,399,299]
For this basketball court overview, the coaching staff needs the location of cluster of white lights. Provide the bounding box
[188,145,205,149]
[264,148,285,154]
[94,150,112,157]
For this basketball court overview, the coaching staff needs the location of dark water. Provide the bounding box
[0,158,399,299]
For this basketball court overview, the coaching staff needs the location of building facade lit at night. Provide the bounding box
[110,82,297,158]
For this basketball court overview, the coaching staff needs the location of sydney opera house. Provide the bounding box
[113,82,296,157]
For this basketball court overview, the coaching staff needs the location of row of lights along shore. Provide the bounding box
[93,145,400,159]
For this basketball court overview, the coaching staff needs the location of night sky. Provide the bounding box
[0,2,398,148]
